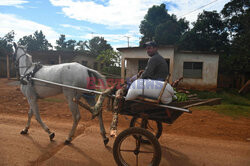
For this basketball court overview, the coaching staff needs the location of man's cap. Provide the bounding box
[143,41,157,48]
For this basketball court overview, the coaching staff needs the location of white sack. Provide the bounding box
[125,79,175,104]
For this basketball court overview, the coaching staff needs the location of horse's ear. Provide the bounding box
[12,43,17,61]
[13,42,17,50]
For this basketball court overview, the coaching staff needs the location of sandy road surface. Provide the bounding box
[0,78,250,166]
[0,114,250,166]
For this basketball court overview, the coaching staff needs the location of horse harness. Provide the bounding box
[19,63,43,85]
[14,47,43,85]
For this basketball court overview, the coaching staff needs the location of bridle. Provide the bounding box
[14,46,33,79]
[14,47,28,68]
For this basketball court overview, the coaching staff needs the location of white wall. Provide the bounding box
[119,47,219,90]
[174,52,219,90]
[126,59,139,77]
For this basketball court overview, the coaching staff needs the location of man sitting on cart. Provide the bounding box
[138,41,169,81]
[110,41,170,137]
[127,41,169,87]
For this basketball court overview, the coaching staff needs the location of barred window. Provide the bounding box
[138,59,148,72]
[183,62,203,78]
[93,62,98,70]
[82,60,88,66]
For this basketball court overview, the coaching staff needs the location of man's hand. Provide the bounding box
[137,70,144,78]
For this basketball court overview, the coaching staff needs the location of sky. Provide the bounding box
[0,0,231,50]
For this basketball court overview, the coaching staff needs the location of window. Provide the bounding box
[82,60,88,66]
[138,59,148,72]
[183,62,203,78]
[93,62,98,70]
[100,63,104,69]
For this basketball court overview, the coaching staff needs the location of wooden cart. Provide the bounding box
[112,97,221,166]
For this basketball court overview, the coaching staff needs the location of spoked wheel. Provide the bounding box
[113,127,161,166]
[130,117,162,144]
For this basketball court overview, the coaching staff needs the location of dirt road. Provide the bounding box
[1,114,249,166]
[0,78,250,166]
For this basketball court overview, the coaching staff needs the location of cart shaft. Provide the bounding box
[30,77,103,95]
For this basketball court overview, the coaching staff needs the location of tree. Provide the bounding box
[66,39,76,51]
[18,30,52,51]
[178,10,228,52]
[220,0,250,74]
[55,34,77,51]
[55,34,67,50]
[139,3,189,46]
[0,31,15,56]
[75,40,87,51]
[221,0,250,36]
[155,20,182,45]
[85,37,113,57]
[96,49,121,75]
[97,49,121,67]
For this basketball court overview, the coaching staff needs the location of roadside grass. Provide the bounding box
[190,89,250,118]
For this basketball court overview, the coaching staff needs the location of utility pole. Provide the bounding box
[124,36,130,47]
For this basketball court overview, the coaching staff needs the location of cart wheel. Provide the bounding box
[130,117,163,143]
[113,127,161,166]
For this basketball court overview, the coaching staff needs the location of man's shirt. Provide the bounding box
[141,52,169,80]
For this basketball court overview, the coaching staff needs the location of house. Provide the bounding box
[1,50,101,78]
[117,46,219,90]
[29,50,99,70]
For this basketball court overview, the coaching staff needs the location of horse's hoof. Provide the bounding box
[20,130,28,135]
[49,133,55,141]
[104,138,109,146]
[64,140,71,145]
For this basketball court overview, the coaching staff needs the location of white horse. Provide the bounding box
[13,43,109,145]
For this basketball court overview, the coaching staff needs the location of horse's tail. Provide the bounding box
[87,68,107,91]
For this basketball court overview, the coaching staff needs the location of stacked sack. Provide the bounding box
[125,79,175,104]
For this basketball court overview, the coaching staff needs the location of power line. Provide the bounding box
[180,0,218,17]
[206,0,224,11]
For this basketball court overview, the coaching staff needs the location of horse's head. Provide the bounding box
[12,42,28,63]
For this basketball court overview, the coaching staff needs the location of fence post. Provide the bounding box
[6,54,10,79]
[58,54,62,64]
[121,57,125,83]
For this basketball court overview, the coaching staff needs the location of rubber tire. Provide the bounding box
[113,127,162,166]
[130,117,163,143]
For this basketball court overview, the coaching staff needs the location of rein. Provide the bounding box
[14,47,30,68]
[14,47,32,80]
[15,54,32,67]
[14,46,42,84]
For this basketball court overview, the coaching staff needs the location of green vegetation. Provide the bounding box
[191,89,250,118]
[176,92,188,102]
[140,0,250,76]
[0,31,15,56]
[18,30,52,51]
